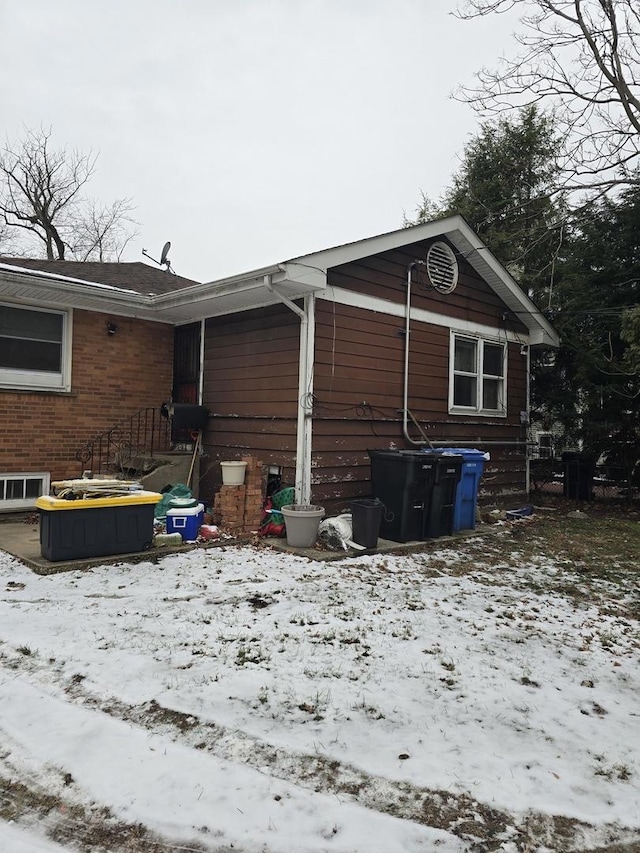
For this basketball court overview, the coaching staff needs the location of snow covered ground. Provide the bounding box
[0,529,639,852]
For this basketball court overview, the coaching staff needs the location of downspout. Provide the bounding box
[403,261,432,447]
[198,319,205,405]
[264,275,314,504]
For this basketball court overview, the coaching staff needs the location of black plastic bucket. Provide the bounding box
[351,498,384,548]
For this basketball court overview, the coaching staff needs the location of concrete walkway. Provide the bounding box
[0,514,485,575]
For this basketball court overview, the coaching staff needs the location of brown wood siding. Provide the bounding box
[311,300,528,512]
[197,240,532,511]
[328,239,529,336]
[200,304,301,501]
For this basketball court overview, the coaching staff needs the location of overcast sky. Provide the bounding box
[2,0,520,283]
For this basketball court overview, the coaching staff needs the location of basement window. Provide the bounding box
[0,472,50,512]
[449,333,506,416]
[0,303,71,391]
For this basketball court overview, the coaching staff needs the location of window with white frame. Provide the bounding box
[0,472,50,511]
[0,303,71,390]
[450,333,506,415]
[534,432,554,459]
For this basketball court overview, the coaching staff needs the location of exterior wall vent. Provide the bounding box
[426,242,459,293]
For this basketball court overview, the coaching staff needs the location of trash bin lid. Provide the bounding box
[435,447,489,459]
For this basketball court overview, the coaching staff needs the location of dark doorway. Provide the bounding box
[171,323,202,445]
[173,323,201,404]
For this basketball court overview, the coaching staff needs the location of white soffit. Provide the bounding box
[151,266,326,323]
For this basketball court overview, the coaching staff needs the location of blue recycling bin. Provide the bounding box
[433,448,487,531]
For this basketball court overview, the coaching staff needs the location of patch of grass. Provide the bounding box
[235,643,269,667]
[0,775,209,852]
[594,761,633,781]
[455,505,640,617]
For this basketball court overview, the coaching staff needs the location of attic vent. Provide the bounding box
[426,242,458,294]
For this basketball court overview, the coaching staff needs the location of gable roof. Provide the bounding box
[0,218,560,346]
[152,215,560,346]
[0,258,198,296]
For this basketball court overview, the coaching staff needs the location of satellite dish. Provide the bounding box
[141,241,175,273]
[160,241,171,267]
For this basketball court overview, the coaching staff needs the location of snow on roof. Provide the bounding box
[0,262,141,295]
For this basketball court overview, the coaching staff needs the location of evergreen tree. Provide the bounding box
[442,106,564,303]
[536,185,640,481]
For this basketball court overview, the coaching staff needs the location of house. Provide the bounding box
[0,216,559,514]
[0,260,198,510]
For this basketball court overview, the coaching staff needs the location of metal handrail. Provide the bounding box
[75,407,172,476]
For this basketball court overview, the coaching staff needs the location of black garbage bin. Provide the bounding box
[368,450,462,542]
[562,451,596,501]
[369,450,438,543]
[351,498,384,548]
[424,453,464,537]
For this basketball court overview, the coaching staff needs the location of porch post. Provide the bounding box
[295,294,315,504]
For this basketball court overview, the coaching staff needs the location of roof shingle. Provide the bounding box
[0,258,199,296]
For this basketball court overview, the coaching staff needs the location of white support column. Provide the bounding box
[295,295,315,503]
[263,276,316,504]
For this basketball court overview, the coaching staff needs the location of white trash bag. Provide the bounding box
[318,513,364,551]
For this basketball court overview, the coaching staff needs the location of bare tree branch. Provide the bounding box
[455,0,640,192]
[0,126,138,261]
[68,197,140,262]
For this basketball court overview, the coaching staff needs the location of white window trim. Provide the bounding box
[449,331,507,417]
[0,471,50,512]
[0,303,73,392]
[532,431,554,459]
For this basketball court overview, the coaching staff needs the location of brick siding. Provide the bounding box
[0,309,174,482]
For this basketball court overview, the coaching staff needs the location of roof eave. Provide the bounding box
[0,268,158,319]
[281,215,559,347]
[445,225,560,348]
[151,264,327,322]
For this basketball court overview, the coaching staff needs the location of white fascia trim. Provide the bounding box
[0,271,158,320]
[286,217,465,270]
[154,266,286,309]
[319,286,530,344]
[286,216,558,348]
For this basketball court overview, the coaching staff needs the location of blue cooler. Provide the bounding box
[166,503,204,542]
[436,449,488,531]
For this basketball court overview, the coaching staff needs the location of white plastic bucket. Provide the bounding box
[220,461,247,486]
